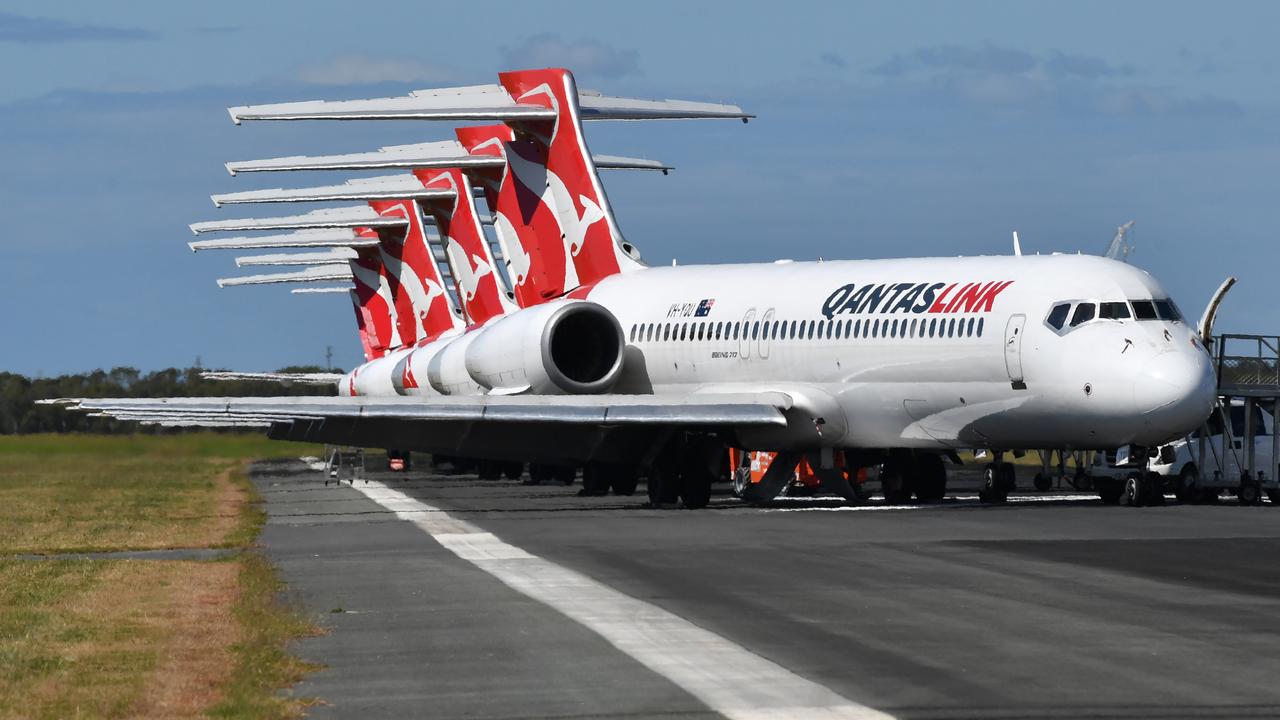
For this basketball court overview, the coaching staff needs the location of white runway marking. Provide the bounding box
[762,493,1102,512]
[352,479,894,720]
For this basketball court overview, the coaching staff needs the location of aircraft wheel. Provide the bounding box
[580,462,613,496]
[679,449,717,510]
[914,454,947,502]
[1144,471,1167,505]
[526,463,551,485]
[1122,472,1144,507]
[647,453,681,507]
[881,462,912,504]
[979,464,1007,504]
[1267,488,1280,505]
[503,462,524,480]
[1239,478,1263,506]
[1033,472,1052,492]
[999,463,1016,492]
[610,466,639,496]
[1174,464,1198,503]
[477,460,502,481]
[553,465,576,486]
[1097,480,1123,505]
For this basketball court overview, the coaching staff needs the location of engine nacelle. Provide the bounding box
[427,329,487,395]
[391,332,460,396]
[347,347,412,397]
[464,300,624,394]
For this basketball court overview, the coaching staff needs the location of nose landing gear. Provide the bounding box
[978,453,1016,504]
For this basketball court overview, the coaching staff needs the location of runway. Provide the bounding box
[254,459,1280,719]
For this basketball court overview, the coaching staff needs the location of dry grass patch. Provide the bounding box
[0,559,240,719]
[0,434,323,718]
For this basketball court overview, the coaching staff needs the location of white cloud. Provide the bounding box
[500,34,639,79]
[294,54,455,86]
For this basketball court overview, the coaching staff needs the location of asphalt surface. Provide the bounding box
[253,458,1280,719]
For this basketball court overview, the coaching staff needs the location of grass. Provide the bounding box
[0,433,323,718]
[0,433,316,554]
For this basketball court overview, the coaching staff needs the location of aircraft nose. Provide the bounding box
[1133,348,1216,434]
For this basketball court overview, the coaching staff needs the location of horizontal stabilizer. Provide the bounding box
[235,248,358,267]
[291,286,354,294]
[189,228,379,252]
[227,83,750,124]
[191,206,410,235]
[200,371,343,385]
[213,174,453,206]
[227,141,670,174]
[217,264,352,287]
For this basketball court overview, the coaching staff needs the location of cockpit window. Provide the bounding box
[1154,299,1182,322]
[1131,300,1158,320]
[1098,302,1131,320]
[1046,303,1070,330]
[1070,303,1096,327]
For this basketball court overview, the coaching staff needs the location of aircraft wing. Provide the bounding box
[47,392,791,426]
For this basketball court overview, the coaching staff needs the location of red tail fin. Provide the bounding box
[347,241,400,358]
[498,68,644,285]
[456,124,576,307]
[367,199,461,343]
[414,168,515,324]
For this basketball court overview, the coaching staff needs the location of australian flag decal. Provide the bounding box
[694,298,715,317]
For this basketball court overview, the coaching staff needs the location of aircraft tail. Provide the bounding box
[498,68,645,285]
[347,244,400,360]
[365,200,463,344]
[414,168,516,325]
[456,124,574,307]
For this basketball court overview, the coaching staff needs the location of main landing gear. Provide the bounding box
[880,451,948,504]
[647,434,725,509]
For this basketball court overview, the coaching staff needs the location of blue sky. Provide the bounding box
[2,0,1278,374]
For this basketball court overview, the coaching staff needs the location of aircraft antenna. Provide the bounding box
[1012,231,1022,257]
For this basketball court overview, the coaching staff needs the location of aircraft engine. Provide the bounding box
[426,330,486,395]
[464,300,625,395]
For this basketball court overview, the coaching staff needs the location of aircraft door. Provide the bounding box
[1004,314,1026,384]
[739,308,757,359]
[758,308,776,359]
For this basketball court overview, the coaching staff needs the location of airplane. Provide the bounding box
[50,69,1218,510]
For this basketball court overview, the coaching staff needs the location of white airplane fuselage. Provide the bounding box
[345,254,1216,452]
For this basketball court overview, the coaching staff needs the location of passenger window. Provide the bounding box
[977,318,984,337]
[872,319,880,338]
[845,319,853,338]
[928,319,936,337]
[1046,303,1070,330]
[1070,303,1096,327]
[1099,302,1131,320]
[948,319,955,337]
[967,318,975,337]
[679,324,687,341]
[1131,300,1158,320]
[1154,299,1182,322]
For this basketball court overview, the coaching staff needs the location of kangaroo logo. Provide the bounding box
[515,82,608,260]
